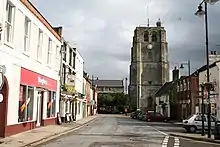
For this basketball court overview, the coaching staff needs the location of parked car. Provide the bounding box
[182,114,218,133]
[137,111,146,120]
[145,111,168,122]
[130,110,141,119]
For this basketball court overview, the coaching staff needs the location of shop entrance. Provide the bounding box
[36,91,44,127]
[0,77,8,137]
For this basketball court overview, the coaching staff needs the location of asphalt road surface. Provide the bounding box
[39,115,220,147]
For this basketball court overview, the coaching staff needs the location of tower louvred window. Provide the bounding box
[144,31,149,42]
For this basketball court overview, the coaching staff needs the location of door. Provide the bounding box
[194,115,207,130]
[36,91,43,127]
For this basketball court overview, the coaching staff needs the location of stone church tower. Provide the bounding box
[129,20,169,111]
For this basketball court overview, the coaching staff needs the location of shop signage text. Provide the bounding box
[38,77,48,86]
[20,68,57,91]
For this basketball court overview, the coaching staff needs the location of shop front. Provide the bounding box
[5,68,58,136]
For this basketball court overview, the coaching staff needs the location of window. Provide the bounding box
[24,16,31,52]
[37,29,43,60]
[144,31,149,42]
[78,102,81,114]
[152,31,157,42]
[47,91,56,118]
[69,49,72,66]
[195,115,206,121]
[55,45,59,67]
[47,38,52,65]
[18,85,34,122]
[5,1,14,43]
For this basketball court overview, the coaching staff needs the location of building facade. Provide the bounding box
[129,20,169,111]
[176,75,199,120]
[94,80,124,94]
[198,61,220,119]
[59,40,76,122]
[83,72,92,116]
[0,0,62,137]
[74,49,85,120]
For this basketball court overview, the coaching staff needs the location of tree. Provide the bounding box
[97,92,127,113]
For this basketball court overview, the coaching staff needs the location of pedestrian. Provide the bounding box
[124,107,128,116]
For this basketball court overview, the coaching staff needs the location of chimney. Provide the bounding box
[53,26,63,37]
[172,66,179,81]
[214,51,217,55]
[211,51,213,55]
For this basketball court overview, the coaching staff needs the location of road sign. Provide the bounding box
[0,65,6,74]
[0,94,3,103]
[0,73,3,90]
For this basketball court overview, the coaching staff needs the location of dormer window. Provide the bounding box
[152,31,157,42]
[144,31,149,42]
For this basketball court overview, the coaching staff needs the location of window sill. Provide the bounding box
[45,116,56,119]
[18,119,35,124]
[47,64,52,69]
[22,51,30,57]
[4,42,14,49]
[36,59,42,64]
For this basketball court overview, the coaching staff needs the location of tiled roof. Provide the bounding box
[155,81,175,97]
[92,80,124,87]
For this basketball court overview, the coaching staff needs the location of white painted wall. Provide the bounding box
[0,0,61,125]
[199,65,220,119]
[155,95,170,117]
[75,49,84,94]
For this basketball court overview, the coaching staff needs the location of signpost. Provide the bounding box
[0,65,6,90]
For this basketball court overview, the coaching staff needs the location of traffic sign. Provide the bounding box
[0,73,3,90]
[0,94,3,103]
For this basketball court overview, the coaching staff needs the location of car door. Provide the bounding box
[210,116,217,130]
[155,113,163,121]
[194,115,206,130]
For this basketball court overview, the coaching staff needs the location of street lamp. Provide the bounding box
[179,60,191,77]
[195,0,219,138]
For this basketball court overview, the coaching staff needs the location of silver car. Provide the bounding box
[182,114,217,133]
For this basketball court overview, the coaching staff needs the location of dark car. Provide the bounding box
[130,110,141,119]
[145,112,168,122]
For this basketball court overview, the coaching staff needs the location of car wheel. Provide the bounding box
[189,126,197,133]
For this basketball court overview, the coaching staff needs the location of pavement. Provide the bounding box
[0,115,98,147]
[35,114,220,147]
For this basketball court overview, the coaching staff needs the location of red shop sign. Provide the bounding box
[20,68,57,91]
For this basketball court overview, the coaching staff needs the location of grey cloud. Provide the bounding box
[33,0,220,79]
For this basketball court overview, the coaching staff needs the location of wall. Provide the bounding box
[0,0,61,126]
[75,49,84,94]
[199,65,220,118]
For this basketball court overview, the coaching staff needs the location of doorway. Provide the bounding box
[36,91,44,127]
[0,77,8,137]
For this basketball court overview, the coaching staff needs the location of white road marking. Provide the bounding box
[162,136,169,147]
[147,125,168,136]
[174,137,180,147]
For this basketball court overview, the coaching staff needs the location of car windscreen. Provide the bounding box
[186,114,194,120]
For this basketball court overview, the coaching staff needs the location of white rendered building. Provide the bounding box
[0,0,62,137]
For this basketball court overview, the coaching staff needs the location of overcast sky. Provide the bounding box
[31,0,220,80]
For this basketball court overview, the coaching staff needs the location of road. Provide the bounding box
[38,115,220,147]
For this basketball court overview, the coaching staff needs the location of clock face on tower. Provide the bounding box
[147,44,153,49]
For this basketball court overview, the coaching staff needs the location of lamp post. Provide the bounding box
[200,84,205,136]
[179,60,191,77]
[195,0,219,138]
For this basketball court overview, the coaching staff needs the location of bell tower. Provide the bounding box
[129,19,169,111]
